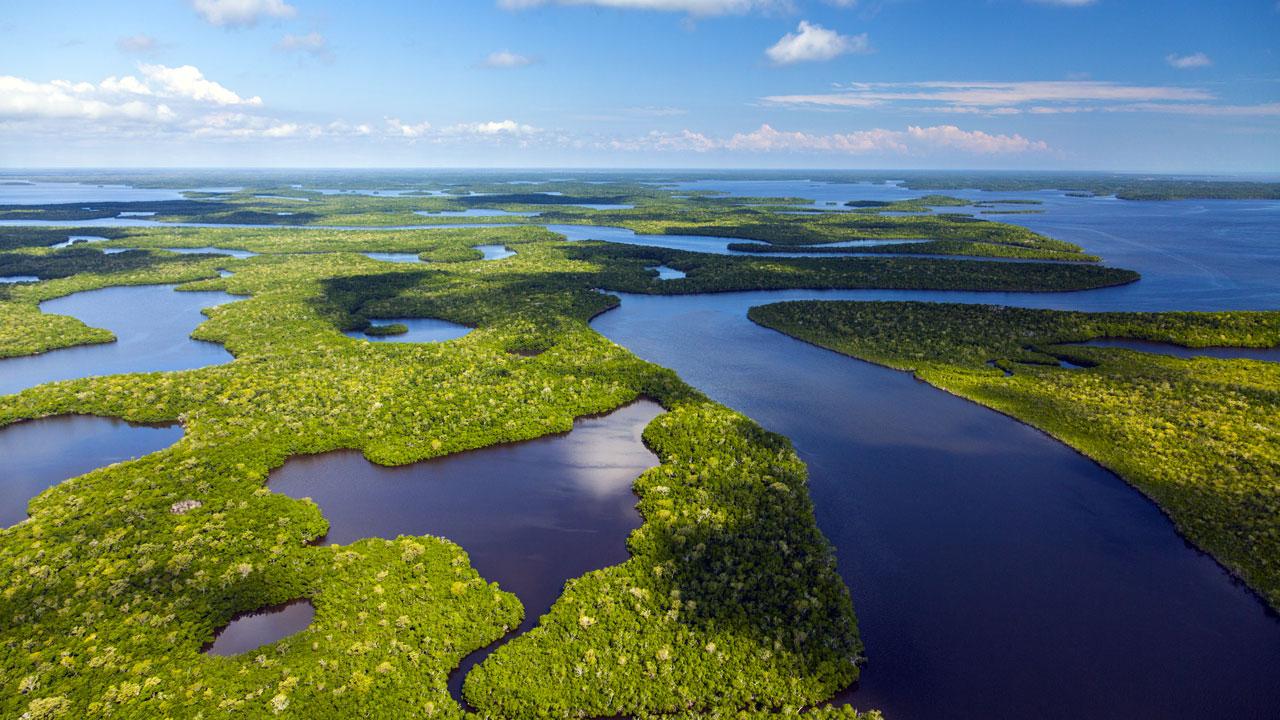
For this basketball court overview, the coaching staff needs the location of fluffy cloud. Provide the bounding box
[766,21,870,65]
[445,120,538,135]
[482,50,537,68]
[497,0,787,16]
[614,123,1047,155]
[191,0,297,27]
[1166,52,1212,69]
[0,64,259,128]
[138,64,262,106]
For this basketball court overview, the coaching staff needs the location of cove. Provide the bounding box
[0,284,235,397]
[266,400,664,704]
[0,415,183,526]
[202,600,316,657]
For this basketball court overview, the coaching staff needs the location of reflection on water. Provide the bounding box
[0,415,182,526]
[0,285,235,396]
[343,318,472,343]
[414,208,539,218]
[159,246,257,259]
[268,399,663,700]
[0,275,38,283]
[202,600,316,656]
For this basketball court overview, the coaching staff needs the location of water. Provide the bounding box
[202,601,316,656]
[0,415,183,526]
[546,224,934,258]
[267,400,664,701]
[343,318,472,343]
[647,265,686,280]
[363,252,424,264]
[414,209,539,218]
[1,276,38,283]
[0,285,235,396]
[475,244,516,260]
[158,247,257,259]
[52,235,109,249]
[0,181,185,204]
[586,185,1280,719]
[1065,338,1280,362]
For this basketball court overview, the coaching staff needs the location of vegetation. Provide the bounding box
[748,300,1280,611]
[0,228,875,718]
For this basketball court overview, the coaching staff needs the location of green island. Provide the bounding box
[747,301,1280,610]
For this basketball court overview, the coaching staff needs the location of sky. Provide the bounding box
[0,0,1277,171]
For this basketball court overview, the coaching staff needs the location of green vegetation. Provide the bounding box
[1,228,874,718]
[748,300,1280,610]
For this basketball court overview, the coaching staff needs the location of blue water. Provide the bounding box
[344,318,472,343]
[589,181,1280,720]
[0,285,236,397]
[475,244,516,260]
[0,415,183,526]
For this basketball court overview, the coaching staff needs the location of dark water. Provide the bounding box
[0,285,235,396]
[585,189,1280,719]
[343,318,472,343]
[202,600,316,656]
[267,400,663,703]
[415,209,540,218]
[0,415,182,526]
[1066,338,1280,362]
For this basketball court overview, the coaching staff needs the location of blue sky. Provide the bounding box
[1,0,1277,170]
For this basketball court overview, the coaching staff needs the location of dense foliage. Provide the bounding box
[749,301,1280,610]
[0,228,876,718]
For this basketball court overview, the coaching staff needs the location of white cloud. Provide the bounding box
[1166,52,1212,69]
[191,0,297,27]
[0,76,172,121]
[482,50,537,68]
[497,0,788,16]
[386,117,433,138]
[445,120,538,135]
[766,21,871,65]
[277,32,333,62]
[139,64,262,106]
[614,123,1047,155]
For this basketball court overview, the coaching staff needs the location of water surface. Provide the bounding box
[203,601,316,656]
[1065,338,1280,362]
[0,285,235,396]
[343,318,471,343]
[0,415,183,526]
[475,244,516,260]
[268,400,664,701]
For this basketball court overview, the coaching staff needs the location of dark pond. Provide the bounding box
[343,318,472,343]
[267,399,664,702]
[202,600,317,656]
[0,284,235,396]
[1064,338,1280,362]
[0,415,182,526]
